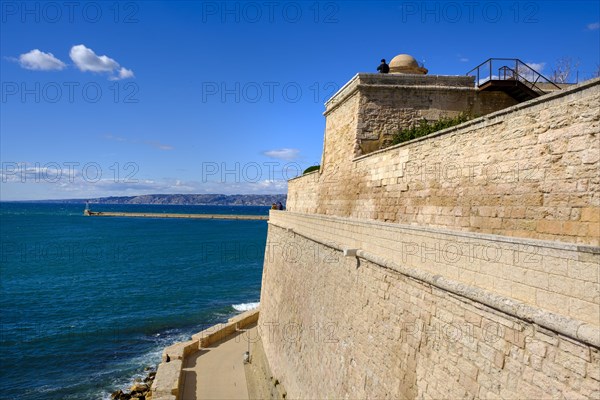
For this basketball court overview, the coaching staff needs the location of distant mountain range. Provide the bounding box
[28,194,287,206]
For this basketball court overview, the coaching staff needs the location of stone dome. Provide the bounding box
[389,54,428,75]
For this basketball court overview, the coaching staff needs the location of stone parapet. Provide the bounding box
[191,308,259,347]
[152,359,183,399]
[268,211,600,328]
[325,73,476,114]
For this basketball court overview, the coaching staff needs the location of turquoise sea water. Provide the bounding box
[0,202,268,399]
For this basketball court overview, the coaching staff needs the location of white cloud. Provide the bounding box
[104,134,173,150]
[109,67,135,81]
[70,44,119,72]
[263,148,300,161]
[520,62,546,81]
[0,167,292,199]
[587,22,600,30]
[525,62,546,73]
[12,45,134,80]
[18,49,66,71]
[104,134,127,142]
[459,57,469,63]
[145,141,174,151]
[0,162,80,183]
[476,62,546,84]
[69,44,133,80]
[118,67,134,79]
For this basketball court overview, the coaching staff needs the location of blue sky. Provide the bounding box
[1,0,599,200]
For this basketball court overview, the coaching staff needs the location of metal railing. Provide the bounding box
[467,58,560,95]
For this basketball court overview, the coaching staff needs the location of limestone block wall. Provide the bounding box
[350,74,517,153]
[268,211,599,327]
[288,78,600,245]
[258,217,600,400]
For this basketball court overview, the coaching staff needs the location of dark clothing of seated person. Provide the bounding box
[377,59,390,74]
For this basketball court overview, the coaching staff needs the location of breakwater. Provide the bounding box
[84,211,268,220]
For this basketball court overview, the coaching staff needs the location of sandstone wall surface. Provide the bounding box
[351,75,517,154]
[268,211,599,327]
[258,220,600,400]
[288,79,600,245]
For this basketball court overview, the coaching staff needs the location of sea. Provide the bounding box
[0,202,268,399]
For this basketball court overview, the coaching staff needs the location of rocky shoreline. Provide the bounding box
[111,367,156,400]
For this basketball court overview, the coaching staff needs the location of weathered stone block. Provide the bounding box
[162,340,198,362]
[152,359,182,396]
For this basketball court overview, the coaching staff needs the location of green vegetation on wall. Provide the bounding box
[303,165,320,174]
[390,113,474,146]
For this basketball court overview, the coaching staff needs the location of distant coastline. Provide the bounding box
[5,193,287,206]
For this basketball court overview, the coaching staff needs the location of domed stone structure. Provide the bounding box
[389,54,428,74]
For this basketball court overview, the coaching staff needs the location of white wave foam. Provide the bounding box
[232,302,259,312]
[98,329,192,399]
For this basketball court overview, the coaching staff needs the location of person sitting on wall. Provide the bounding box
[377,59,389,73]
[277,202,284,210]
[271,203,277,210]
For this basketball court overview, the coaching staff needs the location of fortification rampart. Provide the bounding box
[258,75,600,399]
[288,78,600,245]
[259,218,599,399]
[267,211,599,327]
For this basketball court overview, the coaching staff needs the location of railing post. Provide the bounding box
[467,58,561,93]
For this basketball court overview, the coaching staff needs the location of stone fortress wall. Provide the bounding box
[288,76,600,246]
[258,55,600,399]
[259,219,599,399]
[341,74,518,154]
